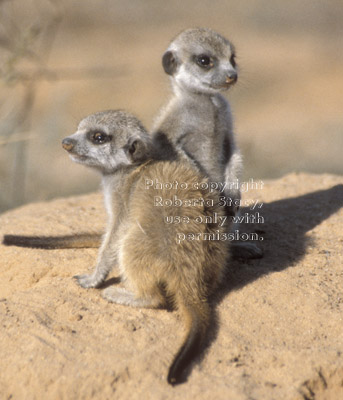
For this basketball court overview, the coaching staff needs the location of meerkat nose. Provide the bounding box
[226,72,238,84]
[62,138,76,151]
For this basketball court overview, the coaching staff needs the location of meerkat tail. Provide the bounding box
[167,293,210,385]
[2,233,102,249]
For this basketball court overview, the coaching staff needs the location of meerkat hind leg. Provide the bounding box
[102,287,163,308]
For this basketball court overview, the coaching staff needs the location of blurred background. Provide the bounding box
[0,0,342,212]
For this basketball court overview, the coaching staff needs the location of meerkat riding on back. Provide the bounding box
[154,27,262,259]
[154,27,240,205]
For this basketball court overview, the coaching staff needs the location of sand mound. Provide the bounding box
[1,173,342,400]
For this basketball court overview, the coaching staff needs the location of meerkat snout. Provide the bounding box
[62,138,76,152]
[226,71,238,85]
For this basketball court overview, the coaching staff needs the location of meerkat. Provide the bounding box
[153,27,262,259]
[59,110,228,385]
[154,27,240,194]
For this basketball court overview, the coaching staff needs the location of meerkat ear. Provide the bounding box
[125,138,148,164]
[162,51,178,75]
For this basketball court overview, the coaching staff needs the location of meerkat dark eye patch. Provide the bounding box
[88,131,112,145]
[195,54,214,69]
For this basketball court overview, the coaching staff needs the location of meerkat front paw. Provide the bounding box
[73,273,103,288]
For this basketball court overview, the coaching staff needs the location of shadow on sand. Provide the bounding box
[193,184,343,385]
[221,183,343,293]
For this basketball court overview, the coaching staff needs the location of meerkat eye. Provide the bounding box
[195,55,213,69]
[89,131,110,145]
[230,54,236,68]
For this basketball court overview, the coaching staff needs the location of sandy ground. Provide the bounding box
[0,172,342,399]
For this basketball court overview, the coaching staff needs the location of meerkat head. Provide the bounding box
[62,110,152,174]
[162,28,237,95]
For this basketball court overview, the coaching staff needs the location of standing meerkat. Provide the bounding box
[153,27,262,259]
[60,110,229,385]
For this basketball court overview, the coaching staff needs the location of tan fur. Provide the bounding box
[97,159,228,384]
